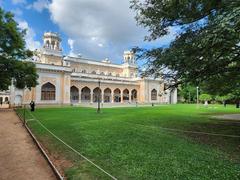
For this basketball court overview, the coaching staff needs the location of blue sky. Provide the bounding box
[1,0,177,64]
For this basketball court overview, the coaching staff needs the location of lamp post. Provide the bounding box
[196,86,199,107]
[97,79,101,113]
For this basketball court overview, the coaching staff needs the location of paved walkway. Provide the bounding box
[212,114,240,121]
[0,109,56,180]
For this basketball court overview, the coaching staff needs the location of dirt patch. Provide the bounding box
[0,110,57,180]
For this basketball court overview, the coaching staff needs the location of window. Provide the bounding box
[41,82,56,100]
[82,69,86,73]
[92,71,96,74]
[151,89,157,101]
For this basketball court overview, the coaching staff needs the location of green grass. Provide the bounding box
[17,104,240,179]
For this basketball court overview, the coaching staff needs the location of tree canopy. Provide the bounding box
[199,94,212,102]
[0,8,38,91]
[131,0,240,95]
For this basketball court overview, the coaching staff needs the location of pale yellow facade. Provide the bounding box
[9,32,177,106]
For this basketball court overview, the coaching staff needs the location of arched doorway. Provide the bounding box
[70,86,79,103]
[41,82,56,100]
[4,97,8,102]
[123,89,129,102]
[104,88,111,103]
[81,87,91,102]
[114,88,121,102]
[93,87,102,103]
[131,89,137,102]
[151,89,157,101]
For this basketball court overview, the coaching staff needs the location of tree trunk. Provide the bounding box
[236,100,240,108]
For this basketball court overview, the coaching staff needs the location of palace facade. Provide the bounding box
[9,32,177,106]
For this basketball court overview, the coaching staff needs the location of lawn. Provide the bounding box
[17,104,240,179]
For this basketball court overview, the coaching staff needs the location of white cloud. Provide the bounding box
[12,8,23,16]
[12,0,26,5]
[27,0,49,12]
[48,0,146,62]
[98,43,103,47]
[48,0,177,63]
[18,20,41,50]
[67,38,76,56]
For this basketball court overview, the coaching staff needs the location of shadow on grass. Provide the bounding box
[184,119,240,162]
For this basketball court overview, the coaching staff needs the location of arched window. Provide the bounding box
[93,87,102,103]
[4,97,8,102]
[131,89,137,102]
[123,89,129,101]
[151,89,157,101]
[41,82,56,100]
[104,88,111,103]
[113,88,121,102]
[82,69,86,73]
[70,86,79,102]
[92,71,96,74]
[108,72,112,76]
[100,72,105,75]
[81,87,91,102]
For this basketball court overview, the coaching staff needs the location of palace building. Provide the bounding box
[8,32,177,106]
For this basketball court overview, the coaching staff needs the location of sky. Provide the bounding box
[1,0,178,64]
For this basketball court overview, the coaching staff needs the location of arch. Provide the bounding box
[4,97,8,102]
[0,97,3,103]
[123,89,129,101]
[70,86,79,103]
[14,95,22,105]
[113,88,121,102]
[93,87,102,103]
[41,82,56,100]
[81,87,91,102]
[131,89,137,102]
[82,69,87,73]
[92,71,96,74]
[104,88,111,103]
[100,72,105,75]
[45,40,50,47]
[151,89,157,101]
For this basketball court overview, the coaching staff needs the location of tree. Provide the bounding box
[215,95,231,104]
[0,8,38,91]
[178,83,197,103]
[199,94,212,105]
[131,1,240,96]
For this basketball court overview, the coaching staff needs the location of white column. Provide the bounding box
[111,92,114,103]
[79,90,81,103]
[129,91,132,103]
[121,91,123,103]
[90,90,93,104]
[101,92,104,103]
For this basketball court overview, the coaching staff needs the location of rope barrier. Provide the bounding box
[27,110,118,180]
[125,122,240,138]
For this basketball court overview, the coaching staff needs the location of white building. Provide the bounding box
[9,32,177,106]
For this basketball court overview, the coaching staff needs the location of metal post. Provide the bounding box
[97,79,101,113]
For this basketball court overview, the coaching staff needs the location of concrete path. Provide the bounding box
[212,114,240,121]
[0,109,56,180]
